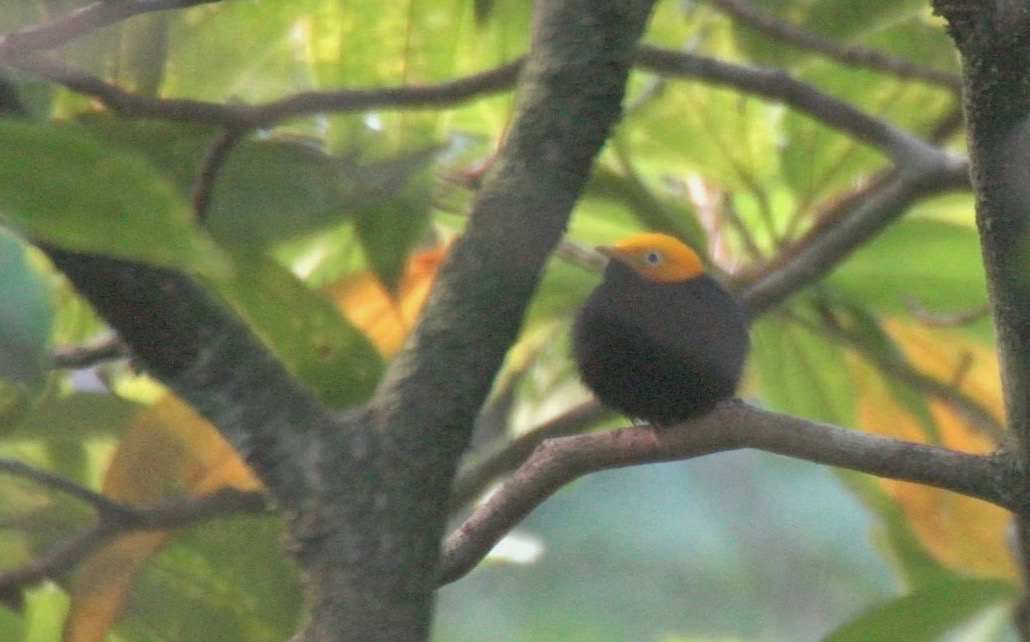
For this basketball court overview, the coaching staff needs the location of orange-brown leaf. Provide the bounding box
[63,396,260,641]
[326,245,446,356]
[854,320,1012,579]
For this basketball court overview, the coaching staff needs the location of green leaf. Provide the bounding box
[750,314,856,425]
[822,576,1016,642]
[205,140,359,247]
[24,583,68,642]
[351,147,437,290]
[5,392,142,441]
[209,248,383,408]
[113,514,301,642]
[0,604,25,641]
[0,121,229,278]
[78,116,438,251]
[0,228,52,386]
[829,218,987,319]
[829,302,940,442]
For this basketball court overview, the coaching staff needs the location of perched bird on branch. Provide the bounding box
[573,233,749,426]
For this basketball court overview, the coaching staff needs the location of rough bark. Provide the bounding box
[43,0,658,639]
[933,0,1030,637]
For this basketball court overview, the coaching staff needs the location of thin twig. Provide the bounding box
[902,295,991,328]
[50,331,126,369]
[0,458,127,516]
[451,400,612,510]
[704,0,962,91]
[6,54,523,128]
[635,45,947,163]
[738,161,970,315]
[439,400,1020,585]
[193,127,246,223]
[0,487,269,590]
[0,0,222,56]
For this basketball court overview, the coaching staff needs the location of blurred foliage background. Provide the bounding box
[0,0,1016,640]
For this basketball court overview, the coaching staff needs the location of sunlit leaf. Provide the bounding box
[750,314,855,425]
[822,577,1015,642]
[211,248,383,407]
[830,218,987,325]
[0,121,229,278]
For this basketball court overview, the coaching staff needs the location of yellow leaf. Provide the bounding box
[853,319,1012,580]
[326,245,446,356]
[63,396,260,642]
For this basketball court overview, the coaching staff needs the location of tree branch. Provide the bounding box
[50,331,126,370]
[933,0,1030,473]
[704,0,962,91]
[739,161,969,314]
[9,45,945,167]
[439,400,1023,585]
[286,2,659,639]
[635,45,948,163]
[5,54,522,128]
[451,401,612,510]
[0,486,268,591]
[934,2,1030,623]
[0,0,222,56]
[40,249,338,512]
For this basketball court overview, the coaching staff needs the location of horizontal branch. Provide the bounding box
[439,399,1022,585]
[6,54,521,128]
[10,46,941,169]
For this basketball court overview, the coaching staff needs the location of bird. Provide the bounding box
[572,232,749,426]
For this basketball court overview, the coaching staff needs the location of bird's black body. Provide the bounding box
[573,260,749,424]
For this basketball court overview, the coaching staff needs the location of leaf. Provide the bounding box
[25,583,69,642]
[750,314,855,425]
[78,116,438,250]
[326,245,446,357]
[851,320,1013,580]
[0,121,229,278]
[112,513,301,642]
[0,228,52,385]
[347,146,437,290]
[5,392,142,441]
[831,301,939,442]
[211,248,383,407]
[836,471,953,588]
[830,218,987,321]
[205,140,357,247]
[822,577,1015,642]
[63,395,263,642]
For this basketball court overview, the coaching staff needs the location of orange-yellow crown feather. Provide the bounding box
[597,232,704,283]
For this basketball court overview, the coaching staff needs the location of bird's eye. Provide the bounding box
[643,250,663,266]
